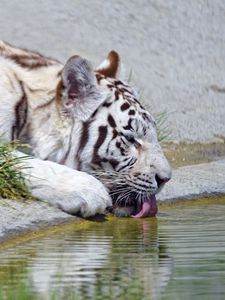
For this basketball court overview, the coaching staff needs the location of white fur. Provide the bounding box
[15,151,111,217]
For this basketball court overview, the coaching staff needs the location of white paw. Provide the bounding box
[55,172,112,217]
[22,156,112,218]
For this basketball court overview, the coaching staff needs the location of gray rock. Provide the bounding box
[159,158,225,201]
[0,199,74,241]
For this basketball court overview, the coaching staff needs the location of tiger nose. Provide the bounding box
[155,174,171,188]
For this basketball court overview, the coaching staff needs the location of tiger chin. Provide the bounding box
[0,40,171,218]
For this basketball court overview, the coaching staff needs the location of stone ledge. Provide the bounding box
[159,158,225,202]
[0,199,75,242]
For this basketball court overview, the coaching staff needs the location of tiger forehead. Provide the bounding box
[96,73,140,106]
[95,73,155,126]
[96,74,130,90]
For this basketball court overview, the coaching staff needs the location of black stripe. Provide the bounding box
[92,126,108,166]
[59,121,74,165]
[108,114,116,128]
[114,90,120,101]
[115,141,125,156]
[11,81,28,140]
[119,87,132,94]
[103,102,112,108]
[108,159,119,169]
[123,119,133,131]
[99,157,119,170]
[76,121,91,170]
[120,102,130,111]
[128,110,135,115]
[126,179,150,191]
[91,108,99,118]
[116,157,136,172]
[114,80,123,86]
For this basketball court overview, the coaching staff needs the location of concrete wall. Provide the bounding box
[0,0,224,142]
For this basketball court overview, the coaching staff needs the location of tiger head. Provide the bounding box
[58,51,172,218]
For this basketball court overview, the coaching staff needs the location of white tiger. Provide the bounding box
[0,40,171,218]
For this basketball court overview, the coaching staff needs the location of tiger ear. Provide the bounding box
[62,55,103,121]
[96,50,121,79]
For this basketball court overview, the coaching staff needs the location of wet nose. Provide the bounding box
[155,174,171,188]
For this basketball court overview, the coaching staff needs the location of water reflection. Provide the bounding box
[0,218,172,299]
[0,199,225,300]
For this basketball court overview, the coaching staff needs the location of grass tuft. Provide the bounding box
[127,70,171,142]
[0,140,33,200]
[154,110,172,142]
[140,102,171,142]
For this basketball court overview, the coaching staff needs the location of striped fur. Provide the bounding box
[0,41,171,217]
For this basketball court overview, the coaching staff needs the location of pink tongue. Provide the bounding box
[132,195,158,218]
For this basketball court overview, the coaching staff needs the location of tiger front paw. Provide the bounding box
[55,173,112,217]
[24,157,112,218]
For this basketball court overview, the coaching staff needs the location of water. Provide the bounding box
[0,198,225,300]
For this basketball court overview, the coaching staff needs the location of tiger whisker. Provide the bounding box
[109,188,131,196]
[115,191,131,206]
[115,189,131,200]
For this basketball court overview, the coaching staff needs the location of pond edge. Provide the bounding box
[1,157,225,243]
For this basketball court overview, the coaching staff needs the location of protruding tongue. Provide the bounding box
[132,195,158,218]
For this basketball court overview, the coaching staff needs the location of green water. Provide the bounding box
[0,198,225,300]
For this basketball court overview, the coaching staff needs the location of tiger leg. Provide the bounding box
[15,151,112,217]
